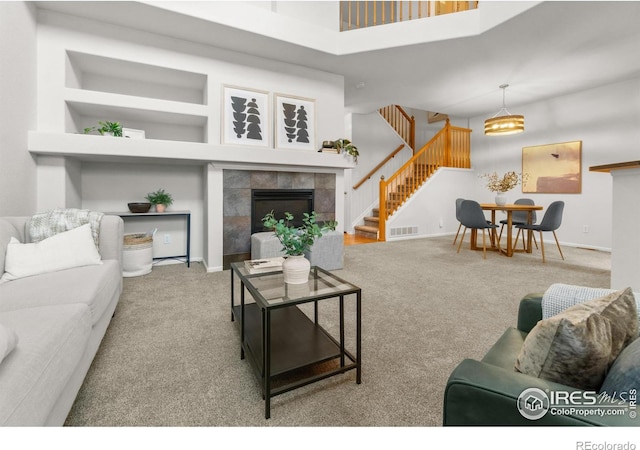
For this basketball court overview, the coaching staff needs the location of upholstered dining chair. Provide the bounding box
[452,197,465,246]
[498,198,538,250]
[456,200,500,259]
[515,200,565,263]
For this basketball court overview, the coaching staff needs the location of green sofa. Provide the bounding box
[443,293,638,426]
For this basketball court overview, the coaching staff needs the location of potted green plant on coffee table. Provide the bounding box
[145,188,174,213]
[262,211,337,284]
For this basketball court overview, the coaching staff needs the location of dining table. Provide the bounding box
[470,203,544,257]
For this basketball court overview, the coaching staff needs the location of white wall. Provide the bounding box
[81,162,204,262]
[36,10,345,143]
[349,111,411,229]
[387,168,476,240]
[0,2,38,216]
[363,78,640,249]
[274,1,340,31]
[350,109,471,235]
[469,77,640,250]
[403,108,469,149]
[32,9,345,269]
[610,168,640,291]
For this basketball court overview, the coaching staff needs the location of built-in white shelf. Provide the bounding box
[64,89,209,123]
[65,89,209,143]
[64,51,209,143]
[65,51,207,105]
[28,131,356,170]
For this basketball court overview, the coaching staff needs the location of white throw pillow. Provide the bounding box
[0,323,18,365]
[1,223,102,282]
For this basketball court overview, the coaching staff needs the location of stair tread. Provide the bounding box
[355,225,379,233]
[364,216,380,222]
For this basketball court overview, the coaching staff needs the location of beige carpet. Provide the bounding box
[65,235,611,426]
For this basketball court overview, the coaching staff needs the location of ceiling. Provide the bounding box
[36,1,640,118]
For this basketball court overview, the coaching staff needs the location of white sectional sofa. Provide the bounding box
[0,214,123,426]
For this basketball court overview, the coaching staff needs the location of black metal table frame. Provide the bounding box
[109,210,191,267]
[230,264,361,419]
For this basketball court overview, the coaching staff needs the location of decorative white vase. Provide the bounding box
[282,255,311,284]
[495,193,507,206]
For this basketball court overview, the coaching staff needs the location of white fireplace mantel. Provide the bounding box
[28,131,353,272]
[28,131,355,170]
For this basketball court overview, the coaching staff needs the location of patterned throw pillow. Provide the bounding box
[515,288,638,391]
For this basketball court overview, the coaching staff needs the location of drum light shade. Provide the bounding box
[484,84,524,136]
[484,114,525,135]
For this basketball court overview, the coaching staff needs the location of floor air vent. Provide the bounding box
[390,226,418,237]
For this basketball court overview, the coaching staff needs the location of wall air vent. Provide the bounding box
[390,226,418,237]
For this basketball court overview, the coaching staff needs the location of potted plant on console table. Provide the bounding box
[145,188,174,213]
[262,211,337,284]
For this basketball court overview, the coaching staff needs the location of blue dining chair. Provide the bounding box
[452,197,465,246]
[498,198,538,250]
[515,201,565,263]
[456,200,500,259]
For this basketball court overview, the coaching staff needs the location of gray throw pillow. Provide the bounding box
[515,288,638,391]
[599,336,640,400]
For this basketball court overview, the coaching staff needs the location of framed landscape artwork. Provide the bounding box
[274,94,316,151]
[222,85,270,147]
[522,141,582,193]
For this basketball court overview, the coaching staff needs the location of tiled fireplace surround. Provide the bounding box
[222,169,336,267]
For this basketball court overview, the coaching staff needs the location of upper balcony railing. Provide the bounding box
[340,1,478,31]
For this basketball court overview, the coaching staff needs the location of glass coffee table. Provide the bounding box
[230,263,362,419]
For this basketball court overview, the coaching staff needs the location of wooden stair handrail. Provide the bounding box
[378,119,471,241]
[353,144,405,190]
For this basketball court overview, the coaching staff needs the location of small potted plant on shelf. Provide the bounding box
[333,138,359,163]
[262,211,337,284]
[83,121,124,137]
[145,188,174,213]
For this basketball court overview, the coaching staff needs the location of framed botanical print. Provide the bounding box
[274,94,316,151]
[222,85,270,147]
[522,141,582,193]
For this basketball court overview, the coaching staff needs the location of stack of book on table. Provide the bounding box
[244,257,285,274]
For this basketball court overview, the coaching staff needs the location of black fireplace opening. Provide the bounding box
[251,189,314,234]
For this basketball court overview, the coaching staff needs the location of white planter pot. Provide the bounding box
[282,255,311,284]
[495,193,507,206]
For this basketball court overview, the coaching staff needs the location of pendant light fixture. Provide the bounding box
[484,84,524,136]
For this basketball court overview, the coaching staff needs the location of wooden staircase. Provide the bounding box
[354,163,430,239]
[352,105,471,241]
[378,120,471,240]
[355,208,380,239]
